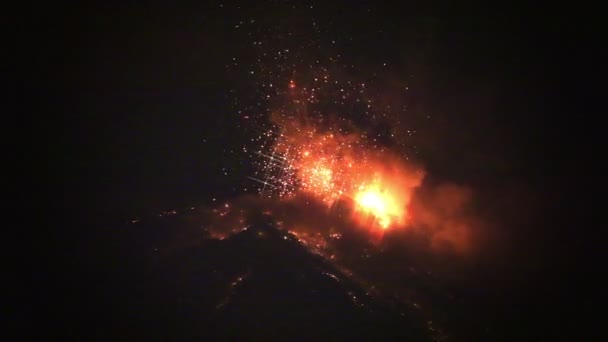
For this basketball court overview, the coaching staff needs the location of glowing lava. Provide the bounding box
[354,182,403,229]
[251,80,425,235]
[254,124,424,233]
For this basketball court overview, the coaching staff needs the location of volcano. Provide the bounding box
[70,210,436,341]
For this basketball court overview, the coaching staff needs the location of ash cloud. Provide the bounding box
[408,183,478,254]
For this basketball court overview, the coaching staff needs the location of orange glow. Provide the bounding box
[258,81,426,235]
[266,119,424,232]
[354,183,402,229]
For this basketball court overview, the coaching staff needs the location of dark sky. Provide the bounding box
[16,1,601,338]
[45,3,595,264]
[37,3,582,215]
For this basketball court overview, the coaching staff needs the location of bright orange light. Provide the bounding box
[300,159,337,203]
[354,183,403,229]
[266,120,424,234]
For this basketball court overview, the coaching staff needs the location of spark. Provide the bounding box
[234,16,425,235]
[247,176,278,189]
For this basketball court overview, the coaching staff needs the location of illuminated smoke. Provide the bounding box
[247,75,426,235]
[217,15,481,254]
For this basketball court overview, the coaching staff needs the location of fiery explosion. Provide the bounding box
[229,17,429,237]
[252,90,425,233]
[354,183,402,229]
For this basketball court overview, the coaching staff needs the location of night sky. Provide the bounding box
[15,2,601,340]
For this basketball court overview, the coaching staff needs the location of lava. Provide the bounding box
[255,119,424,232]
[247,52,426,235]
[354,182,403,229]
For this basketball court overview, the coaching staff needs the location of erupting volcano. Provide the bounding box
[248,78,425,236]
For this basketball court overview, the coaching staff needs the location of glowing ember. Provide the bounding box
[254,122,422,232]
[245,43,425,235]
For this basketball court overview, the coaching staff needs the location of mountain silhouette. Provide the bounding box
[71,210,433,341]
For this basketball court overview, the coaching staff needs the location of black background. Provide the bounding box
[12,1,601,339]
